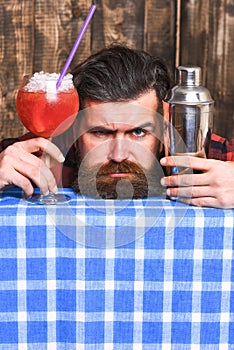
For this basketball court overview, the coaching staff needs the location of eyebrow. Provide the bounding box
[88,122,156,132]
[128,122,156,131]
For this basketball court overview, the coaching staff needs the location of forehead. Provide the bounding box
[80,90,159,129]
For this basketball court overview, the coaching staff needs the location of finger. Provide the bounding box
[161,173,210,187]
[14,138,65,163]
[160,156,213,171]
[14,158,58,195]
[0,146,58,195]
[4,151,58,195]
[166,185,213,199]
[7,168,35,197]
[0,166,34,197]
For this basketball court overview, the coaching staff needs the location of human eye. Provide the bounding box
[90,128,112,137]
[131,128,147,138]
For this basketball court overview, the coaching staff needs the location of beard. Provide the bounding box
[72,155,164,200]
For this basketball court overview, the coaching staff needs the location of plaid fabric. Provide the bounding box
[0,187,234,348]
[207,134,234,161]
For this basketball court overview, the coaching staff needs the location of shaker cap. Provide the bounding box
[177,66,201,86]
[168,65,214,104]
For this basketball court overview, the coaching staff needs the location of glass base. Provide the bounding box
[27,192,71,205]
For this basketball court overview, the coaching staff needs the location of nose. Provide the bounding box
[108,138,129,163]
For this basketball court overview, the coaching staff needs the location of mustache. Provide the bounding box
[97,160,145,176]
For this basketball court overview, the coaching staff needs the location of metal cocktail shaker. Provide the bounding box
[167,66,214,174]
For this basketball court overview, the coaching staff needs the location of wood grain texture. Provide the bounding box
[144,0,176,73]
[0,1,34,138]
[33,0,93,72]
[179,0,234,139]
[0,0,233,140]
[100,0,145,48]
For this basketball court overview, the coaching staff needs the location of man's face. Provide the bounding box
[73,90,165,199]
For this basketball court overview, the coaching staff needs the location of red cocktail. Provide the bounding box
[16,73,79,137]
[16,72,79,204]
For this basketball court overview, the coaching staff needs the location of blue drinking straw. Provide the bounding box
[56,5,96,90]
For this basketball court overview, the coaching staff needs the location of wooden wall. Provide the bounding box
[0,0,233,140]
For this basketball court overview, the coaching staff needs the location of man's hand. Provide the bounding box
[160,156,234,209]
[0,138,65,197]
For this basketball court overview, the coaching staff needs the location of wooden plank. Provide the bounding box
[1,0,233,140]
[144,0,176,74]
[207,0,234,139]
[91,1,106,53]
[97,0,145,49]
[179,0,234,139]
[0,1,34,138]
[33,0,93,73]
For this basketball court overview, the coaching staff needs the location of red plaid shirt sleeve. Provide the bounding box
[0,133,38,152]
[207,133,234,161]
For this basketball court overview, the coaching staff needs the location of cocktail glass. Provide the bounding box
[16,72,79,204]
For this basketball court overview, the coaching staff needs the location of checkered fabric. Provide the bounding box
[0,188,234,349]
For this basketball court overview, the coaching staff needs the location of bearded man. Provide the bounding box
[0,45,233,207]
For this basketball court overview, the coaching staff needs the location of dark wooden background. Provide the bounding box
[0,0,233,140]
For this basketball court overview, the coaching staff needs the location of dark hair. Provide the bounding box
[72,44,172,109]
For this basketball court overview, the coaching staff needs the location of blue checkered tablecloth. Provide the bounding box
[0,187,234,349]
